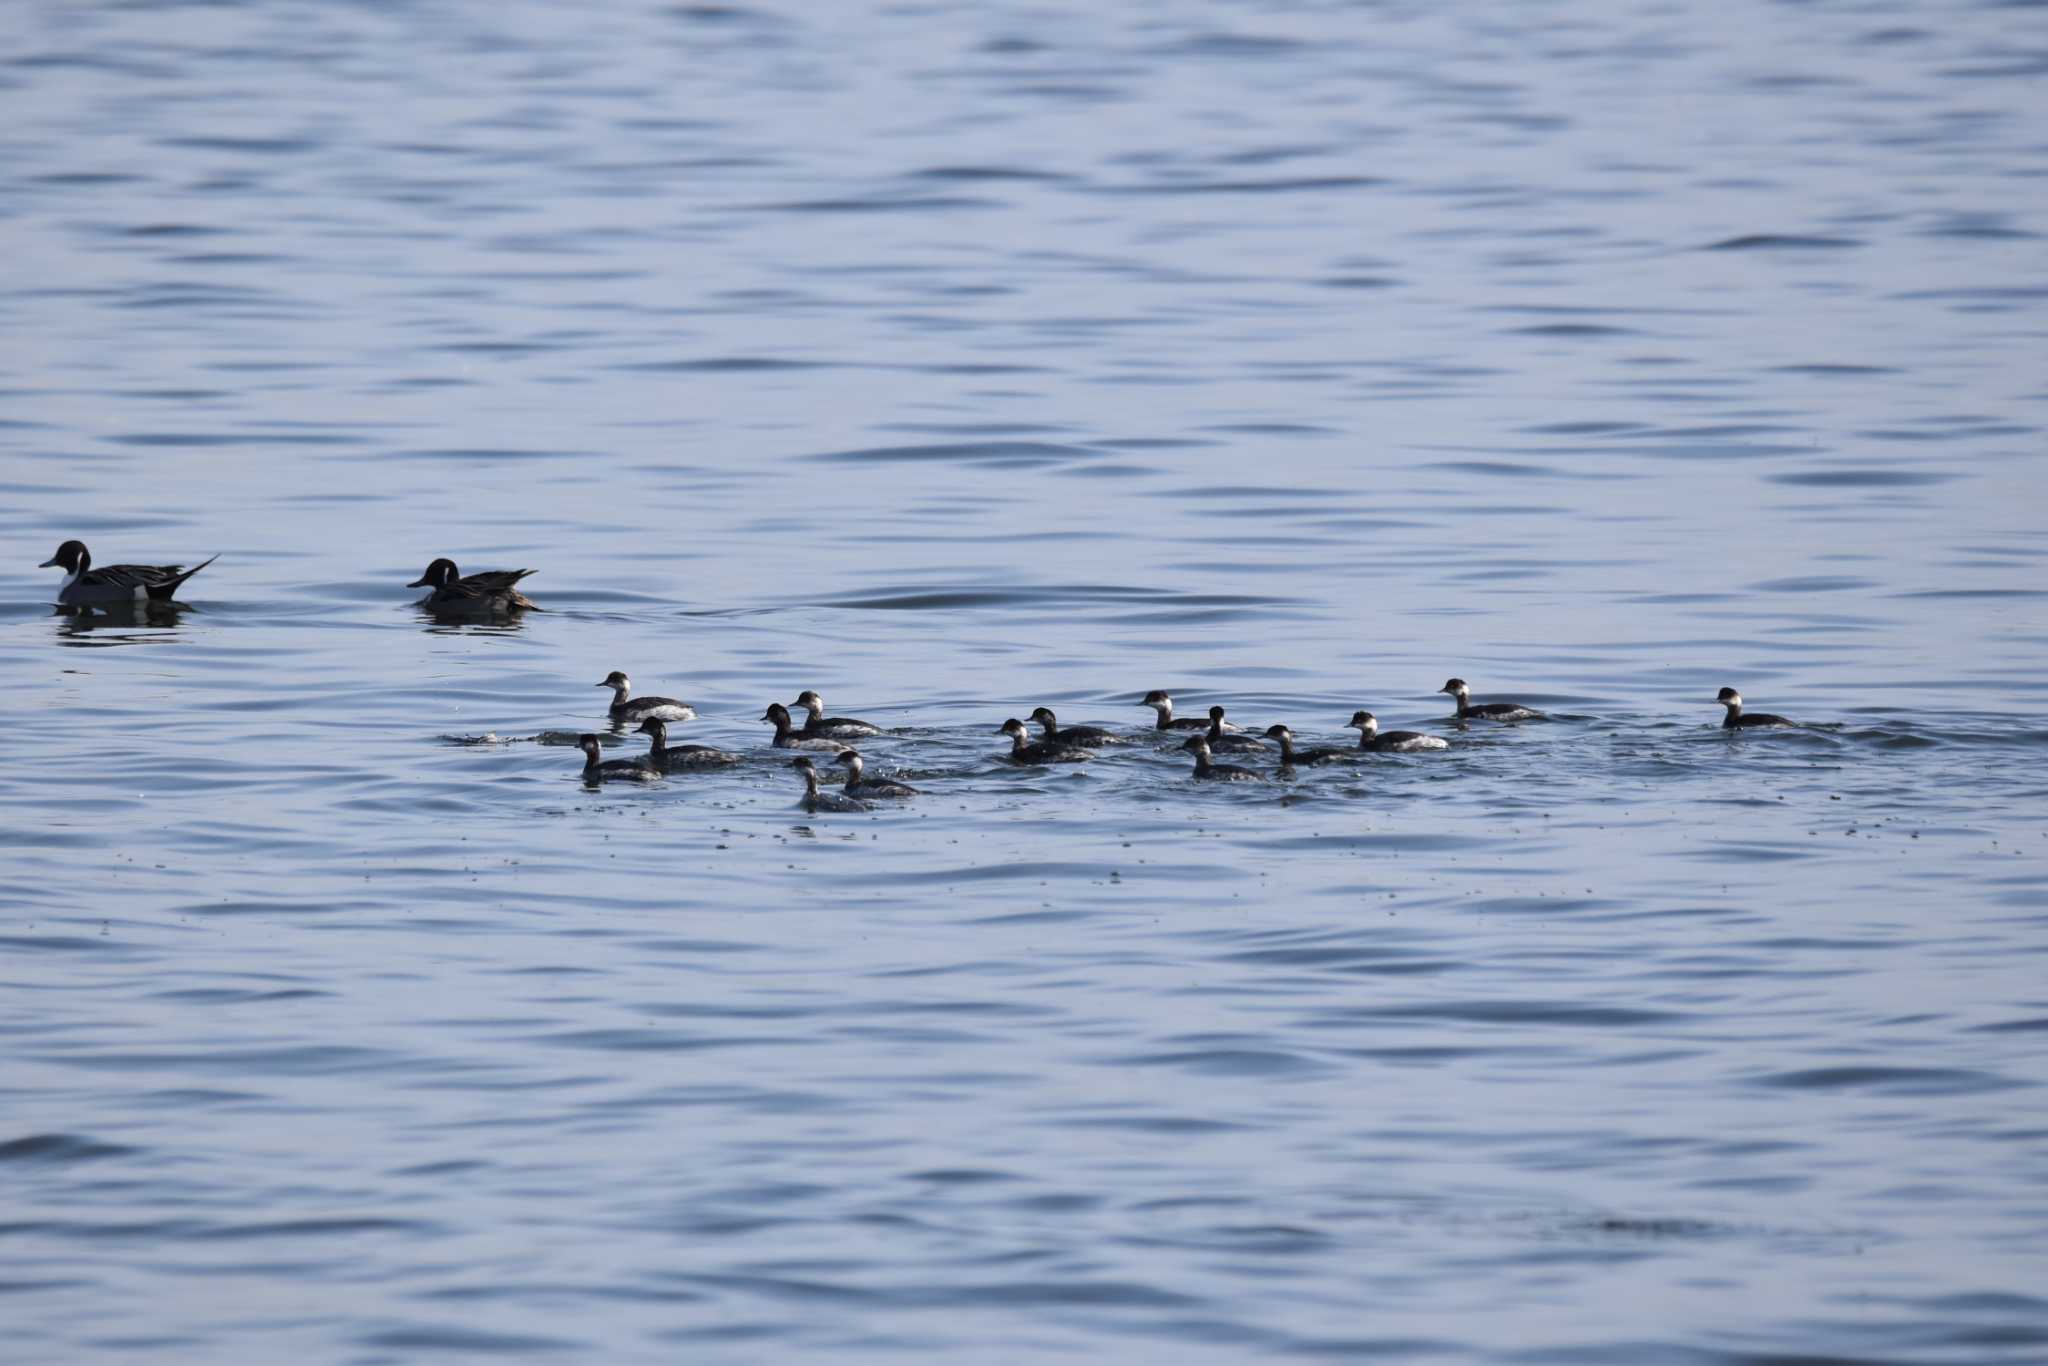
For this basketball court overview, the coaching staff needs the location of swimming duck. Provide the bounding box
[1140,689,1230,731]
[1204,705,1268,754]
[1348,710,1450,752]
[790,689,881,738]
[998,717,1097,765]
[1439,677,1541,722]
[39,540,216,607]
[1262,724,1357,768]
[1716,687,1795,729]
[1028,706,1127,747]
[763,702,847,750]
[595,671,697,725]
[833,749,918,799]
[408,557,537,613]
[635,717,741,768]
[793,757,870,812]
[575,734,658,783]
[1181,735,1265,782]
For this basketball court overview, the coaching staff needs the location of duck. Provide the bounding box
[790,689,882,738]
[833,749,918,799]
[595,671,697,725]
[408,557,537,613]
[998,717,1097,765]
[763,701,847,750]
[635,717,741,768]
[1181,735,1266,782]
[39,540,216,607]
[1139,689,1229,731]
[1348,710,1450,752]
[1204,705,1268,754]
[1716,687,1795,729]
[1262,724,1357,768]
[1439,677,1541,722]
[575,734,658,783]
[1027,706,1127,747]
[793,757,870,812]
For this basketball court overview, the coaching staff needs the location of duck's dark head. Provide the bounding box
[1717,687,1742,706]
[1263,724,1293,742]
[998,718,1027,738]
[1348,710,1377,731]
[762,702,790,724]
[596,670,630,692]
[635,717,667,742]
[792,756,816,775]
[793,689,824,711]
[1029,706,1057,726]
[1439,678,1468,697]
[1180,735,1211,755]
[576,733,601,757]
[38,540,88,572]
[1208,705,1228,722]
[1141,690,1171,709]
[833,749,862,772]
[408,557,460,589]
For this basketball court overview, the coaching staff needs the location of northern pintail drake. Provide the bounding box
[763,702,846,750]
[1716,687,1795,729]
[575,733,658,783]
[1348,710,1449,752]
[793,757,870,812]
[1181,735,1265,782]
[635,717,741,768]
[790,690,881,738]
[408,557,537,613]
[1028,706,1127,747]
[595,671,696,725]
[1262,724,1356,768]
[998,717,1096,765]
[1140,689,1228,732]
[833,749,918,799]
[1439,677,1541,722]
[39,540,216,607]
[1204,705,1268,754]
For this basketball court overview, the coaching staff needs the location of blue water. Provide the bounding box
[2,2,2045,1360]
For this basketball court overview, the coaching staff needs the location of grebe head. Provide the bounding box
[1439,678,1469,697]
[596,670,630,692]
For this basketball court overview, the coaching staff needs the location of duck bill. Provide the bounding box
[38,556,60,568]
[407,575,432,587]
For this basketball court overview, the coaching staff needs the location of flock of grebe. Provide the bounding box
[38,541,1805,812]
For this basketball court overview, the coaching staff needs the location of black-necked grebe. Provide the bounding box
[595,671,696,725]
[1439,677,1541,722]
[635,717,740,768]
[1262,724,1357,768]
[1204,705,1268,754]
[575,733,657,782]
[1027,706,1126,747]
[1348,710,1449,752]
[791,689,881,738]
[1717,687,1795,729]
[793,757,870,812]
[834,749,918,799]
[763,702,848,750]
[39,540,217,607]
[998,717,1096,765]
[1139,689,1225,731]
[1181,735,1266,782]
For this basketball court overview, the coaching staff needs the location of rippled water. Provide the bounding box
[3,2,2045,1360]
